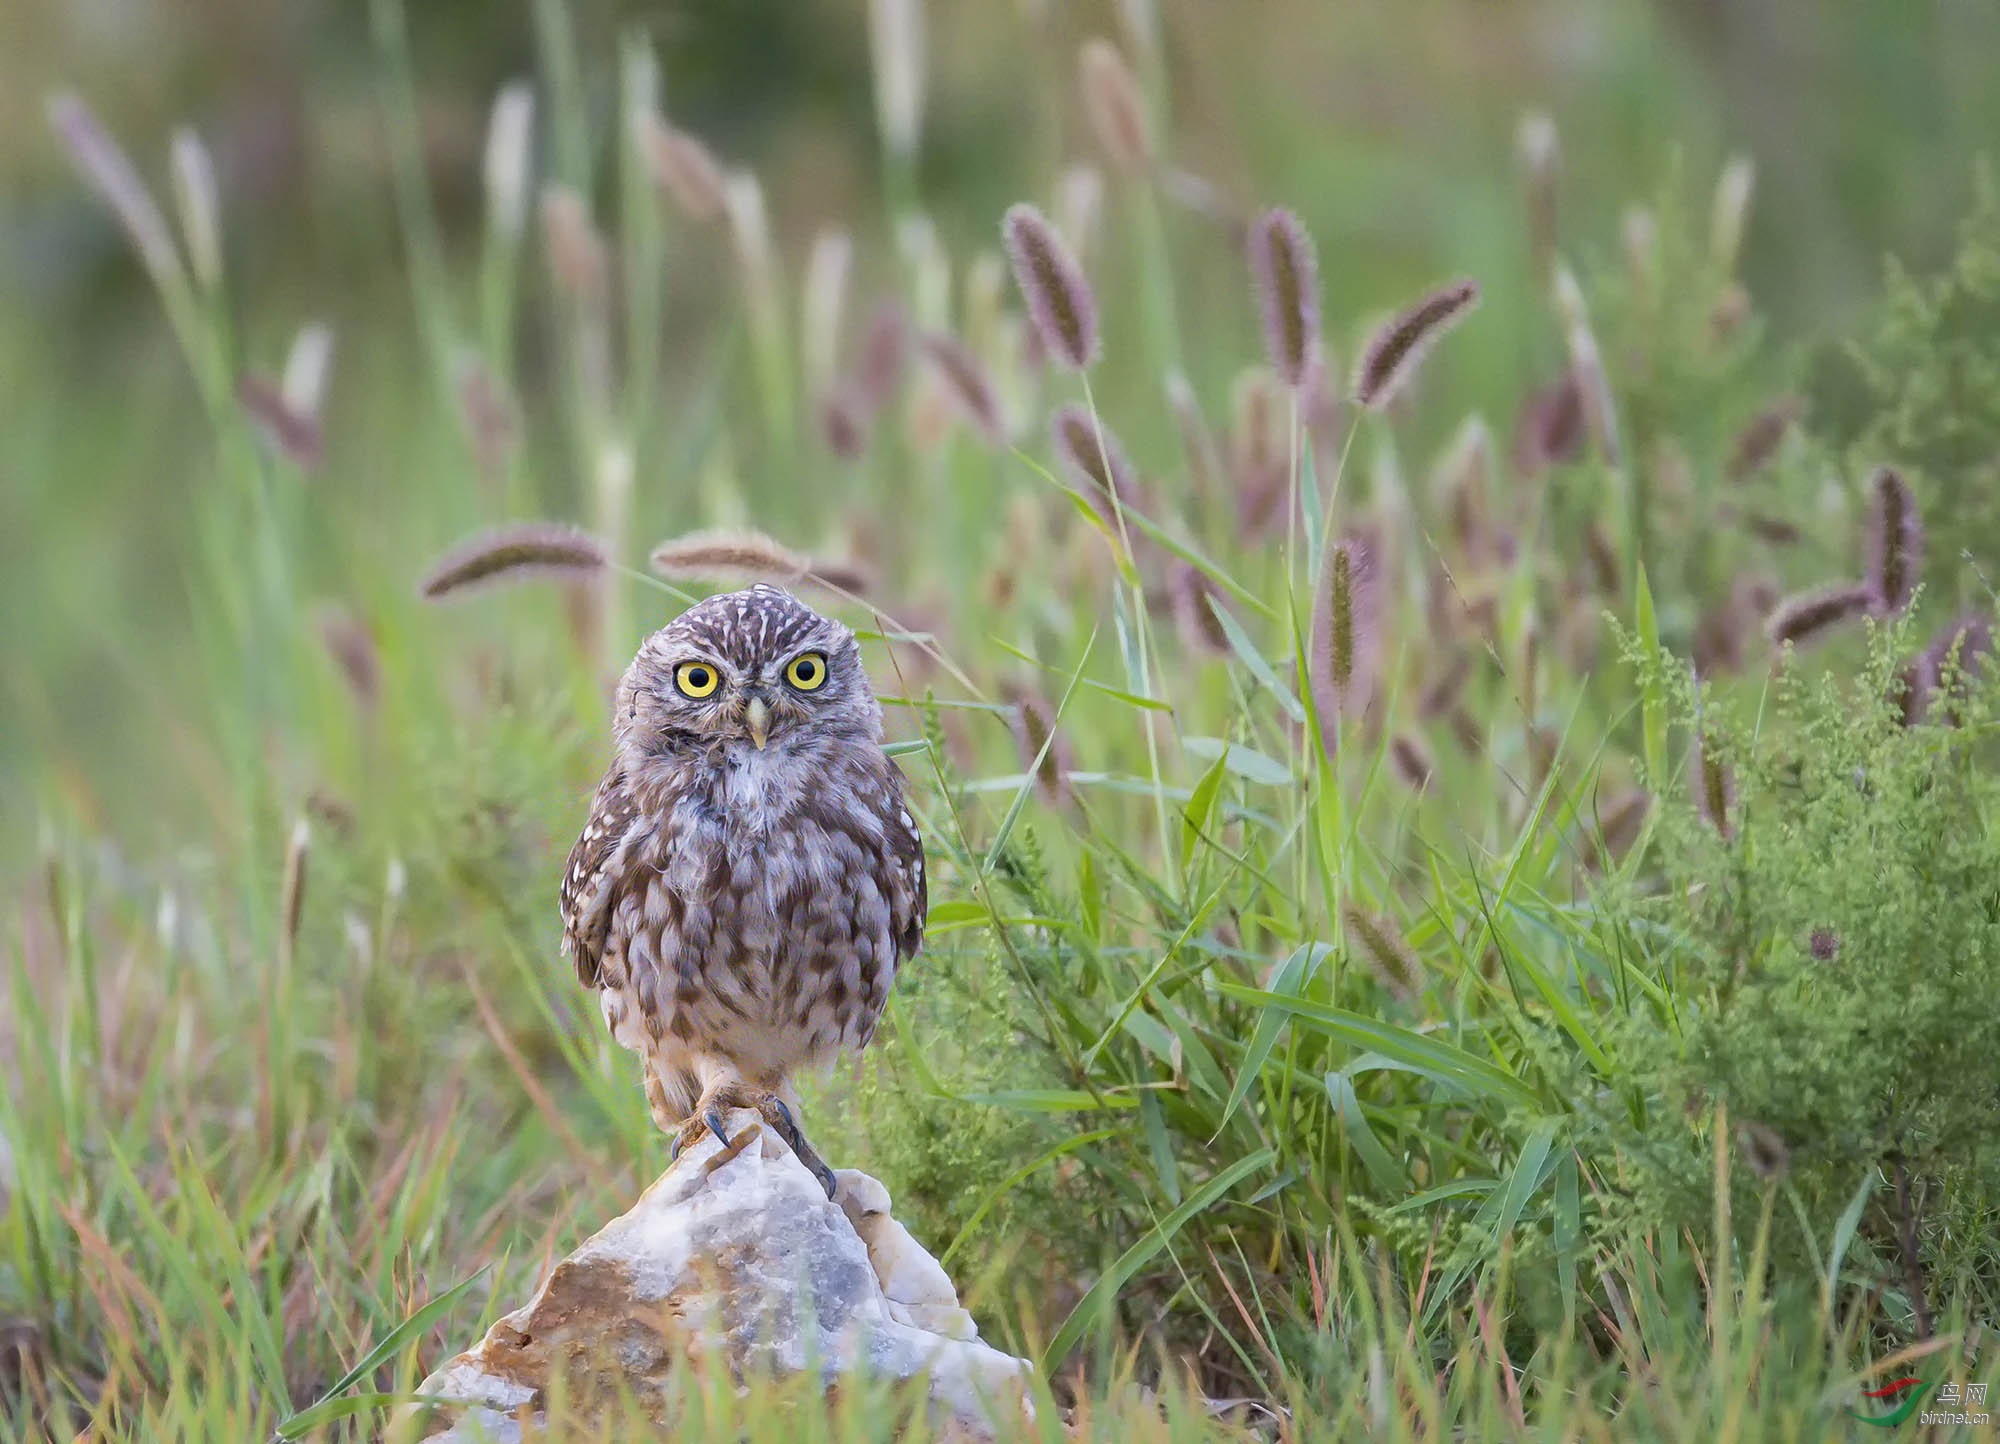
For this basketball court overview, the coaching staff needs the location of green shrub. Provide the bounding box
[1603,622,2000,1333]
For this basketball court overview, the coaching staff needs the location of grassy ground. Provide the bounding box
[7,1,2000,1439]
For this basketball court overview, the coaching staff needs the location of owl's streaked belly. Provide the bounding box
[599,746,898,1087]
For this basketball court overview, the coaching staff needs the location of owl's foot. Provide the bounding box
[670,1088,837,1199]
[762,1096,839,1200]
[671,1091,757,1164]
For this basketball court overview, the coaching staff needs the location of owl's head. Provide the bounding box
[615,585,879,758]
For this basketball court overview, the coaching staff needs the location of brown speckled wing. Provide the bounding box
[865,758,925,1048]
[886,772,926,968]
[559,766,644,988]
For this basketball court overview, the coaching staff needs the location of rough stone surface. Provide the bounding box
[397,1110,1031,1441]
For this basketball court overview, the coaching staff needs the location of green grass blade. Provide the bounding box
[1326,1070,1404,1195]
[1040,1147,1276,1372]
[1217,983,1540,1110]
[1216,943,1331,1132]
[1824,1168,1877,1308]
[1206,605,1307,723]
[274,1264,491,1439]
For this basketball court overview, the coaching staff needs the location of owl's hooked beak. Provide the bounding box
[744,694,771,750]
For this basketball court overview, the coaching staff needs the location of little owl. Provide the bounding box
[559,585,925,1196]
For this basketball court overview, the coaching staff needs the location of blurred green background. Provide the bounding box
[5,0,1997,869]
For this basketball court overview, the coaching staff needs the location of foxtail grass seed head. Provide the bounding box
[1435,416,1496,558]
[1919,614,1994,723]
[1054,163,1106,268]
[168,126,222,292]
[49,92,184,287]
[483,81,536,241]
[1739,574,1781,619]
[540,186,606,299]
[1420,651,1472,720]
[868,0,927,161]
[420,522,608,601]
[801,229,853,397]
[1582,518,1621,597]
[1353,278,1481,413]
[1303,340,1346,448]
[1079,38,1152,176]
[281,323,335,421]
[852,299,911,414]
[1745,511,1802,546]
[801,556,876,596]
[1710,283,1752,344]
[1711,154,1756,273]
[1168,562,1231,657]
[1925,614,1993,684]
[1695,732,1736,840]
[1308,534,1383,758]
[1448,706,1484,757]
[1051,403,1139,509]
[280,817,310,966]
[1765,582,1872,650]
[1893,656,1932,727]
[919,332,1004,446]
[1389,733,1435,793]
[1865,465,1924,616]
[1735,1120,1790,1183]
[313,605,380,714]
[1515,112,1559,276]
[638,115,726,221]
[305,789,357,837]
[237,375,323,472]
[1552,264,1621,463]
[1514,369,1586,475]
[1694,575,1777,677]
[1343,906,1421,1000]
[1726,399,1801,483]
[454,353,518,480]
[1247,207,1321,388]
[1003,203,1100,370]
[904,371,955,456]
[817,388,870,461]
[1230,365,1289,539]
[1809,927,1840,962]
[1004,684,1073,808]
[649,528,807,584]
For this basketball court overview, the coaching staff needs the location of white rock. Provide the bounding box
[397,1110,1032,1441]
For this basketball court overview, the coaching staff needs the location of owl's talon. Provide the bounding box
[764,1098,839,1199]
[703,1106,732,1149]
[809,1157,838,1200]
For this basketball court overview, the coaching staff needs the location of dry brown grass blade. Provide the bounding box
[460,958,615,1193]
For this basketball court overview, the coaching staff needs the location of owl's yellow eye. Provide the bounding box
[674,660,720,698]
[785,652,829,691]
